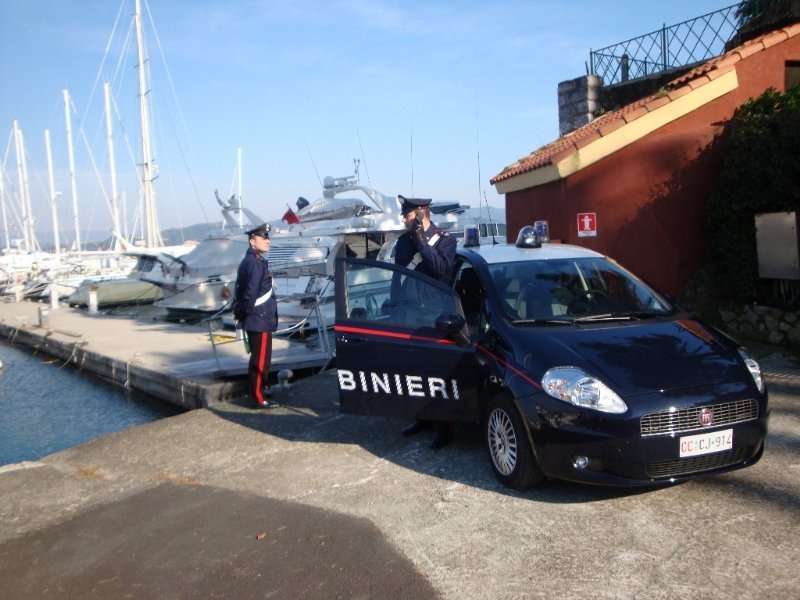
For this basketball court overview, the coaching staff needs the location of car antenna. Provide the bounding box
[483,190,498,246]
[475,92,498,246]
[304,139,323,188]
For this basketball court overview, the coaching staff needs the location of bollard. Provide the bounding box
[38,306,50,329]
[277,369,294,387]
[50,283,59,310]
[88,288,99,315]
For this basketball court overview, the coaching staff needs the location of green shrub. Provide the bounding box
[705,85,800,305]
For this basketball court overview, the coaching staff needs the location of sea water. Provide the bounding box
[0,341,181,467]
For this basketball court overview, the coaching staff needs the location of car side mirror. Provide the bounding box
[435,313,471,348]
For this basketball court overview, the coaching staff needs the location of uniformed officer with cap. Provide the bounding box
[234,223,279,408]
[393,195,457,448]
[393,195,456,285]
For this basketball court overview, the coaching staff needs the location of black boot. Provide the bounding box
[402,420,429,436]
[430,423,452,450]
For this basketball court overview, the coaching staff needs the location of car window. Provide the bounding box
[340,259,462,329]
[453,261,487,336]
[488,258,672,321]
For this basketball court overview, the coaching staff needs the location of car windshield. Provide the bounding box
[488,257,674,322]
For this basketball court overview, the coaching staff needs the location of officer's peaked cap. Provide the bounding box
[398,195,432,215]
[246,223,271,238]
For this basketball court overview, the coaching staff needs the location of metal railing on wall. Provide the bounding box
[590,3,744,86]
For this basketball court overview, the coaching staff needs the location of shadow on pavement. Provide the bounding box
[0,481,438,599]
[213,370,659,505]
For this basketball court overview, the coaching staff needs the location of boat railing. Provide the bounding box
[207,279,332,375]
[271,259,329,278]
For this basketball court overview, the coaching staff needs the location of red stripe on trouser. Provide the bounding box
[248,331,272,404]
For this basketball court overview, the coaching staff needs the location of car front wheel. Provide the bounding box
[486,395,543,489]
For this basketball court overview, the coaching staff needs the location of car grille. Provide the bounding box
[640,399,759,437]
[647,446,754,478]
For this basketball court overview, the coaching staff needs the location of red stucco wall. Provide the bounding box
[506,34,800,297]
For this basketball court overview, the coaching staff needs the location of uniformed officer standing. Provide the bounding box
[393,195,457,448]
[234,223,279,408]
[393,195,456,282]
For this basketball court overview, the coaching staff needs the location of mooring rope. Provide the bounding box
[58,342,81,370]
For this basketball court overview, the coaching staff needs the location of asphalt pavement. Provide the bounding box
[1,355,798,599]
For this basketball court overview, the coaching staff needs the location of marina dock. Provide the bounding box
[0,298,798,597]
[0,300,332,409]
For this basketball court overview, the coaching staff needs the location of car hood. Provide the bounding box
[520,318,747,397]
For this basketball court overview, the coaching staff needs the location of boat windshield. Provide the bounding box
[488,257,675,323]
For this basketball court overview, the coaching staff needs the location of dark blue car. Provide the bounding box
[334,226,769,489]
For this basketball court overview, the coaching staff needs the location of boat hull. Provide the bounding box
[67,279,164,308]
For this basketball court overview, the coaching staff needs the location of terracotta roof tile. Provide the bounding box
[622,105,650,123]
[687,74,712,90]
[667,85,693,101]
[598,117,626,137]
[549,142,580,165]
[736,40,766,58]
[715,53,743,70]
[668,62,717,86]
[762,29,789,48]
[573,130,602,150]
[705,65,736,81]
[644,95,671,112]
[490,24,800,186]
[785,22,800,36]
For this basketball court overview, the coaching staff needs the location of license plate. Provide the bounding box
[679,429,733,458]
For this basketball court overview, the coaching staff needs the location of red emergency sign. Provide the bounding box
[577,212,597,237]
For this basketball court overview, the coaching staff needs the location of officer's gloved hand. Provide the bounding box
[412,212,426,246]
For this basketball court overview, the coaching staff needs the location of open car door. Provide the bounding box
[334,257,480,422]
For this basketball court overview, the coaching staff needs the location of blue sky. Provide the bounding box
[1,0,731,238]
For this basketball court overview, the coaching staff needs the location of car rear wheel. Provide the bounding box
[486,395,543,489]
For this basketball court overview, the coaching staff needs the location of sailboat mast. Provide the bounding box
[44,129,61,257]
[238,146,243,204]
[12,121,29,252]
[0,162,9,252]
[63,90,82,254]
[13,120,35,253]
[104,81,122,250]
[237,146,243,228]
[134,0,162,248]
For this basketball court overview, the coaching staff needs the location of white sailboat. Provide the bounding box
[1,0,165,305]
[62,0,197,309]
[0,116,122,301]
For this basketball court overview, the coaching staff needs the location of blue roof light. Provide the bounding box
[516,221,549,248]
[463,225,480,247]
[516,225,540,248]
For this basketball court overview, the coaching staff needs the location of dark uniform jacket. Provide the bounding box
[394,222,457,282]
[390,222,457,319]
[234,247,278,332]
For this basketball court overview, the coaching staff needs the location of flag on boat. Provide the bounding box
[282,207,301,224]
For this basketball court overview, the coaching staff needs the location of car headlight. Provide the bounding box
[737,347,765,393]
[541,367,628,414]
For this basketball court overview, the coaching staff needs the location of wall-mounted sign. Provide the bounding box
[577,212,597,237]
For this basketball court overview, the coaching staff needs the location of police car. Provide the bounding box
[334,225,769,489]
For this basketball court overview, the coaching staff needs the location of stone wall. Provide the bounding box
[557,75,602,136]
[719,305,800,349]
[557,69,697,136]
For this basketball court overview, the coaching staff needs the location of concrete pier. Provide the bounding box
[0,300,331,409]
[1,299,798,598]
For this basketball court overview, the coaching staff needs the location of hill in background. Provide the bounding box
[33,222,222,252]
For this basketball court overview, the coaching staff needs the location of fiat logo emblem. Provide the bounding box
[699,408,714,426]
